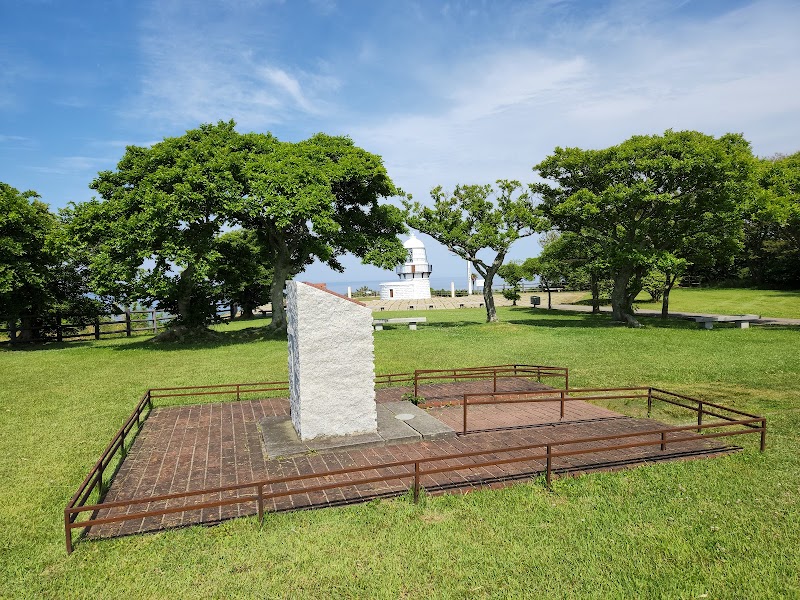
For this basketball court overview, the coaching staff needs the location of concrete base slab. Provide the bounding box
[260,402,455,458]
[382,401,457,441]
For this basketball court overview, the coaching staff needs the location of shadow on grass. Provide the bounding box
[0,339,96,352]
[111,323,287,351]
[505,308,705,330]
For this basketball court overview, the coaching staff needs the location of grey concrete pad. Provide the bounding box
[381,401,457,441]
[259,402,454,458]
[376,407,422,445]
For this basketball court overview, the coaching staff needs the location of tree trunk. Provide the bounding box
[268,257,290,333]
[611,267,641,327]
[482,277,498,322]
[590,275,600,314]
[175,264,208,330]
[661,271,678,319]
[18,316,37,342]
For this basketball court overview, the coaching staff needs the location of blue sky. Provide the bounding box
[2,0,799,288]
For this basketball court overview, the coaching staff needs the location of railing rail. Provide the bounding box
[411,364,569,397]
[64,369,765,555]
[65,398,765,554]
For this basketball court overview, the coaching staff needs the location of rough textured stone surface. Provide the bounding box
[287,281,377,440]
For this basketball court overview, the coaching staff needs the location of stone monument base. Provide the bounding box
[259,402,455,459]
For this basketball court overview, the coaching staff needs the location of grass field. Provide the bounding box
[1,307,799,598]
[630,287,800,319]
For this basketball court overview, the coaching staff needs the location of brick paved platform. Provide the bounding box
[86,380,738,540]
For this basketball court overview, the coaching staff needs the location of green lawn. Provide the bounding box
[631,287,800,319]
[1,308,799,598]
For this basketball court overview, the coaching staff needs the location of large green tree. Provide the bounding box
[72,122,406,333]
[235,132,407,332]
[72,121,244,329]
[743,151,800,286]
[404,180,542,322]
[535,130,753,326]
[2,182,104,341]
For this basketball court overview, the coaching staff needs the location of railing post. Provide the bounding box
[413,462,420,502]
[9,320,17,344]
[493,370,497,392]
[65,510,73,554]
[414,371,419,398]
[647,388,653,417]
[697,402,703,433]
[257,483,264,523]
[760,419,767,452]
[121,429,127,458]
[560,390,565,419]
[125,310,132,337]
[152,310,157,334]
[565,369,569,391]
[56,312,63,343]
[660,431,666,451]
[97,464,104,498]
[94,316,101,340]
[462,396,468,434]
[236,384,241,402]
[545,445,552,490]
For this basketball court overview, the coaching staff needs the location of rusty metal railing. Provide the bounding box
[65,397,765,554]
[64,366,764,554]
[411,364,569,397]
[460,386,767,447]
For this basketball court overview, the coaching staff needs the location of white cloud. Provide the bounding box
[28,156,114,175]
[128,0,336,130]
[348,0,800,206]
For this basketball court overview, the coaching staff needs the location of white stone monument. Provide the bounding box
[286,281,378,440]
[379,234,433,300]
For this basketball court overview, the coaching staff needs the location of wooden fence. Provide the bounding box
[1,305,239,344]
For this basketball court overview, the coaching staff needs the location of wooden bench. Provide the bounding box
[373,317,427,331]
[687,315,760,329]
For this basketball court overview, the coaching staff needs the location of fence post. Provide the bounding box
[545,445,552,490]
[697,402,703,433]
[660,431,666,451]
[56,312,63,343]
[9,320,17,344]
[493,369,497,392]
[413,462,420,502]
[257,483,264,523]
[125,310,132,337]
[121,429,127,458]
[760,419,767,452]
[65,511,73,554]
[414,371,419,398]
[565,369,569,391]
[560,390,565,419]
[152,310,157,334]
[94,317,101,340]
[462,396,468,434]
[647,388,653,417]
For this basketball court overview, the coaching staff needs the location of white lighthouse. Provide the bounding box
[379,234,433,300]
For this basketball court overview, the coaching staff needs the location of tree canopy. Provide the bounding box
[743,151,800,286]
[405,180,542,322]
[235,131,407,331]
[534,130,753,326]
[71,121,406,332]
[2,182,103,340]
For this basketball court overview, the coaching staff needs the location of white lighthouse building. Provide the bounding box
[379,234,433,300]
